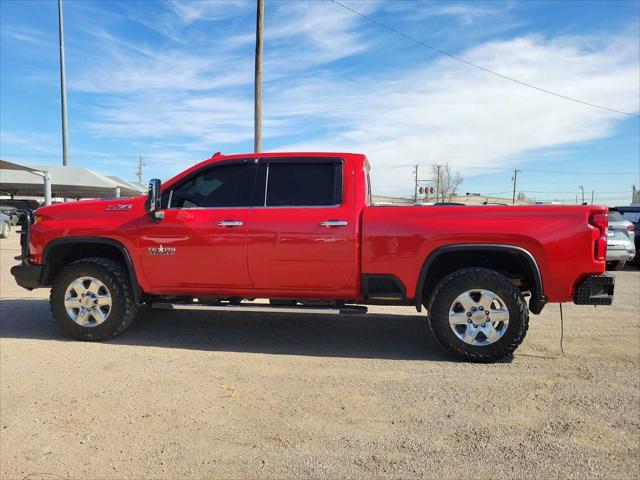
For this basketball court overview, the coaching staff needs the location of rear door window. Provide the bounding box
[265,162,342,207]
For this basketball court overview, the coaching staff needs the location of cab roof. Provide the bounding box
[163,151,368,189]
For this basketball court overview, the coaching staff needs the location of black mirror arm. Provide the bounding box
[146,179,163,221]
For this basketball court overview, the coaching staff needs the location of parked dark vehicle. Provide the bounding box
[0,199,40,225]
[606,209,636,270]
[615,206,640,264]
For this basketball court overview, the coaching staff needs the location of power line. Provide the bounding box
[519,190,631,194]
[328,0,640,119]
[373,163,639,176]
[517,168,640,176]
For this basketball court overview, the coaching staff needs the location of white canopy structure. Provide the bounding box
[0,160,146,202]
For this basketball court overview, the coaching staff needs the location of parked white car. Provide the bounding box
[606,209,636,270]
[0,212,11,239]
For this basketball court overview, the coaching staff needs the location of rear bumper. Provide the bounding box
[10,263,46,290]
[573,273,615,306]
[606,244,636,262]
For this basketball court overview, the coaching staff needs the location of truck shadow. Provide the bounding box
[0,298,474,362]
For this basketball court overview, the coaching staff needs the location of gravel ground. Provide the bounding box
[1,231,639,479]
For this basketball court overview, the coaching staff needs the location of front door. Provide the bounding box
[247,158,356,291]
[138,160,255,290]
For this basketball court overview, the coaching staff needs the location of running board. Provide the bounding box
[150,302,368,315]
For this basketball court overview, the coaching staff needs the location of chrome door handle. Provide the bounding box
[217,221,244,227]
[320,220,348,227]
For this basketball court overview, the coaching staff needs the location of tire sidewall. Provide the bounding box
[51,261,129,340]
[428,269,527,361]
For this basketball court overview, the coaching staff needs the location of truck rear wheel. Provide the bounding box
[427,268,529,363]
[50,257,138,340]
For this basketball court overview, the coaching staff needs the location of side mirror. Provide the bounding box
[146,179,163,220]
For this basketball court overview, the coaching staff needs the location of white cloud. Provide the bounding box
[76,30,639,193]
[0,25,50,47]
[268,34,639,195]
[163,0,251,25]
[6,1,636,195]
[386,1,510,25]
[265,1,377,66]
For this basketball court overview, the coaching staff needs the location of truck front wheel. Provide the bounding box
[50,257,138,340]
[427,268,529,363]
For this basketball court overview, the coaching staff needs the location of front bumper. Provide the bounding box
[10,210,46,291]
[574,273,615,306]
[10,263,46,290]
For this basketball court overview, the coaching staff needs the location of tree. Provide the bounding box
[431,164,464,202]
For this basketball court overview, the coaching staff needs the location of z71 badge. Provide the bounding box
[148,245,176,256]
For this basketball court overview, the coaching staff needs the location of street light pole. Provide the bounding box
[58,0,69,166]
[253,0,264,153]
[579,185,585,204]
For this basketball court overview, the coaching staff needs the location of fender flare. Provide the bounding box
[415,244,546,314]
[42,236,143,303]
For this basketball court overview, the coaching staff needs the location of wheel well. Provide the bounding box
[418,248,542,309]
[43,242,128,285]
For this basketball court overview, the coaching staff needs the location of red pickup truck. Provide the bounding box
[11,152,614,362]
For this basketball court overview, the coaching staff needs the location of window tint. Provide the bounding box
[622,211,640,223]
[170,163,254,208]
[266,162,342,207]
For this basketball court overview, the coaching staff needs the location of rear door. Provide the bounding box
[247,157,356,291]
[138,159,256,290]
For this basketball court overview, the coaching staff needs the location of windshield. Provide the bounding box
[608,211,625,222]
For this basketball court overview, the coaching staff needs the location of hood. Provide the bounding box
[35,196,145,219]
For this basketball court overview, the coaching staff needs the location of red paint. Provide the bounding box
[28,152,607,305]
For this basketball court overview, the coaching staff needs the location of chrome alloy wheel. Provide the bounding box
[63,276,112,327]
[448,289,509,346]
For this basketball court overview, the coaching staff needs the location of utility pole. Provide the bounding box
[435,165,441,203]
[413,164,419,202]
[136,156,145,184]
[58,0,69,166]
[512,169,520,204]
[253,0,264,153]
[579,185,585,204]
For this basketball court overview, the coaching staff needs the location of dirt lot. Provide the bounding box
[1,231,638,480]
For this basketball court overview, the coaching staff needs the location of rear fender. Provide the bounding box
[414,244,546,314]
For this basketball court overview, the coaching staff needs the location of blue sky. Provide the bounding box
[1,0,639,205]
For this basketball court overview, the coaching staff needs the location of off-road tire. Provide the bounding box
[427,268,529,363]
[606,260,626,271]
[50,257,138,340]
